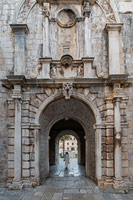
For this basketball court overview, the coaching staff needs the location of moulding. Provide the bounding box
[10,24,29,33]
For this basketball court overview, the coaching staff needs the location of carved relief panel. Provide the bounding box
[50,55,84,78]
[49,4,84,60]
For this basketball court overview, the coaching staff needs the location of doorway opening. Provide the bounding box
[39,97,97,183]
[59,134,78,164]
[49,119,86,177]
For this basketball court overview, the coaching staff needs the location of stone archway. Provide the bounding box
[55,130,81,165]
[35,95,102,184]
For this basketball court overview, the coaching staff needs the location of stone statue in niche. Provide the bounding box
[30,64,42,79]
[50,64,57,78]
[77,64,84,77]
[63,82,73,100]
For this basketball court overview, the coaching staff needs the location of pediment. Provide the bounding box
[38,0,96,5]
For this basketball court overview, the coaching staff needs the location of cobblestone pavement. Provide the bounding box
[0,177,133,200]
[0,159,132,200]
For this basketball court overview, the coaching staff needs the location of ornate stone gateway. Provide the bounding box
[1,0,131,190]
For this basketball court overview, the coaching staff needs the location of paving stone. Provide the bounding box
[63,194,73,200]
[64,189,80,194]
[0,177,133,200]
[31,196,42,200]
[80,189,87,194]
[34,191,44,196]
[22,196,32,200]
[83,194,95,200]
[51,193,63,200]
[93,194,104,200]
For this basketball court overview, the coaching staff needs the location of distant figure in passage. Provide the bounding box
[64,152,70,169]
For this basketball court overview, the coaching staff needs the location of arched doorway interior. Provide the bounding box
[39,97,96,183]
[55,130,81,165]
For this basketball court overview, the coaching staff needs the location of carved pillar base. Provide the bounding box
[6,177,40,190]
[113,179,128,190]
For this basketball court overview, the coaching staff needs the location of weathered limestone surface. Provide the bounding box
[0,0,133,189]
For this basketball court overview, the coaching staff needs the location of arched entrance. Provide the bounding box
[49,122,86,177]
[55,129,82,165]
[34,93,102,185]
[38,97,97,183]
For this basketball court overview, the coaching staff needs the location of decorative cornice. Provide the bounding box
[10,24,29,33]
[109,74,128,83]
[106,23,123,31]
[2,75,131,88]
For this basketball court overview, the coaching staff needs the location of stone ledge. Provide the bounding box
[109,74,128,83]
[10,24,29,33]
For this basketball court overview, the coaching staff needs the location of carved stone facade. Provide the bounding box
[0,0,133,190]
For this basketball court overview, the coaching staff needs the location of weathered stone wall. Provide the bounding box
[0,0,19,184]
[0,83,8,185]
[128,84,133,184]
[120,13,133,184]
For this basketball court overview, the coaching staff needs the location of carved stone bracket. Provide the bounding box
[83,1,91,17]
[43,7,50,18]
[63,83,73,100]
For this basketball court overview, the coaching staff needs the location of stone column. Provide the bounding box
[106,23,123,75]
[114,97,122,180]
[43,138,50,177]
[84,4,92,57]
[85,137,90,177]
[43,4,50,58]
[34,125,40,181]
[12,85,23,181]
[10,24,28,75]
[95,125,102,180]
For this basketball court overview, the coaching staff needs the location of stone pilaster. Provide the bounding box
[114,97,122,180]
[106,23,123,75]
[105,98,114,181]
[94,124,102,181]
[12,85,23,181]
[85,137,90,177]
[10,24,28,75]
[30,124,40,184]
[43,3,50,58]
[83,2,92,57]
[34,127,40,180]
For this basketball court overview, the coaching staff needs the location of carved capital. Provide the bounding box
[63,83,73,100]
[43,3,50,18]
[83,2,91,17]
